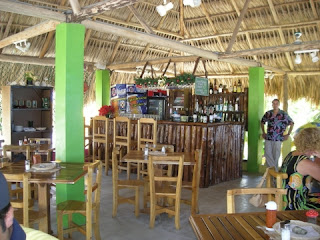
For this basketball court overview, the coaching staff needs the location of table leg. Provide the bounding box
[37,183,50,233]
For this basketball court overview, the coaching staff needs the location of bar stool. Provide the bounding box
[92,116,113,175]
[113,116,135,179]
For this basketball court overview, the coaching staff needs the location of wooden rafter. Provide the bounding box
[219,40,320,59]
[266,0,294,70]
[230,0,257,61]
[69,0,81,14]
[0,0,284,73]
[39,0,67,59]
[201,3,234,73]
[182,20,320,42]
[72,0,138,21]
[0,13,14,54]
[128,5,154,34]
[0,20,59,49]
[226,0,251,53]
[179,0,184,37]
[109,37,123,63]
[309,0,320,38]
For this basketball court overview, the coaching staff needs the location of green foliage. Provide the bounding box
[134,73,195,87]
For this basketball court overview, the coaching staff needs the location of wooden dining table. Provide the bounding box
[189,210,320,240]
[122,150,197,213]
[0,161,87,233]
[9,143,55,161]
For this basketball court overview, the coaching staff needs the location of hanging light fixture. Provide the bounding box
[156,0,173,17]
[294,54,302,64]
[183,0,201,7]
[13,39,31,52]
[294,49,319,64]
[310,51,319,63]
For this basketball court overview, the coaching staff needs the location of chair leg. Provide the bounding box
[94,209,101,240]
[57,211,64,240]
[67,214,72,239]
[175,202,181,230]
[136,163,140,180]
[127,163,131,180]
[143,181,149,210]
[112,190,118,217]
[135,187,140,218]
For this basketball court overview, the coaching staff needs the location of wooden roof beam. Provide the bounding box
[39,0,67,58]
[128,5,154,34]
[219,40,320,59]
[72,0,138,21]
[0,13,14,54]
[181,20,320,42]
[226,0,251,53]
[0,20,59,49]
[267,0,294,70]
[0,0,284,73]
[179,0,184,37]
[69,0,81,14]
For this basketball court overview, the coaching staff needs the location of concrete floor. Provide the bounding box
[49,171,265,240]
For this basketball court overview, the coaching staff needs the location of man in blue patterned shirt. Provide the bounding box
[261,99,294,170]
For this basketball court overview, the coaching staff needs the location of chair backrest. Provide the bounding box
[3,172,30,227]
[28,138,51,145]
[3,145,31,161]
[113,117,131,150]
[137,118,157,150]
[85,160,102,215]
[226,188,287,213]
[266,167,288,189]
[148,154,184,204]
[92,116,108,140]
[112,147,121,185]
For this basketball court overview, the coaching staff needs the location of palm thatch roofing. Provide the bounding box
[0,0,319,105]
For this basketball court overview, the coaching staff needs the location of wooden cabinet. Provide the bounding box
[2,86,53,145]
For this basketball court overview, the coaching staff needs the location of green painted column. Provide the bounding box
[95,69,110,109]
[55,23,85,223]
[247,67,265,172]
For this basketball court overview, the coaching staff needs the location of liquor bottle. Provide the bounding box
[213,79,218,94]
[209,82,213,95]
[223,100,228,111]
[228,100,234,111]
[237,79,242,93]
[23,136,28,145]
[218,83,223,93]
[195,98,199,113]
[233,81,237,93]
[234,97,239,111]
[219,97,223,112]
[223,85,227,94]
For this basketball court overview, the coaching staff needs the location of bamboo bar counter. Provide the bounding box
[117,120,244,188]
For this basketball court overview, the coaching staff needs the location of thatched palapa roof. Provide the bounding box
[0,0,319,105]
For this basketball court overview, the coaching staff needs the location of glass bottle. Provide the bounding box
[237,79,242,93]
[209,82,213,95]
[213,79,218,94]
[218,83,223,93]
[233,81,237,93]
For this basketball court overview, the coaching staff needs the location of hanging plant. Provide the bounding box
[135,73,195,88]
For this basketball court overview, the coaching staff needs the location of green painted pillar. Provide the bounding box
[95,69,111,109]
[55,23,85,223]
[247,67,265,172]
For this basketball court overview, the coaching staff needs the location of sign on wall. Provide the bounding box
[195,77,209,96]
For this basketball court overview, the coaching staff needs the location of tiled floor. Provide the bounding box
[50,171,265,239]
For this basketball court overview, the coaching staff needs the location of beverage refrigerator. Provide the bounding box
[147,97,167,120]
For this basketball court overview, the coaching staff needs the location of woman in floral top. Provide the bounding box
[280,128,320,210]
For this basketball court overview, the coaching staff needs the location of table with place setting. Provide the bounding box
[0,161,88,233]
[189,210,320,240]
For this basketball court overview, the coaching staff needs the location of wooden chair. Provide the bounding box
[28,138,53,161]
[112,147,144,218]
[113,116,135,179]
[181,149,202,214]
[3,172,46,228]
[3,144,31,161]
[226,188,287,214]
[266,167,288,202]
[84,117,93,162]
[137,118,157,150]
[92,116,113,175]
[57,160,102,240]
[148,154,184,230]
[143,145,175,210]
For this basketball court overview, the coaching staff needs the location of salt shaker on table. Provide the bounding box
[265,201,277,231]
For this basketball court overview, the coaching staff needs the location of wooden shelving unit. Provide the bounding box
[2,85,53,145]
